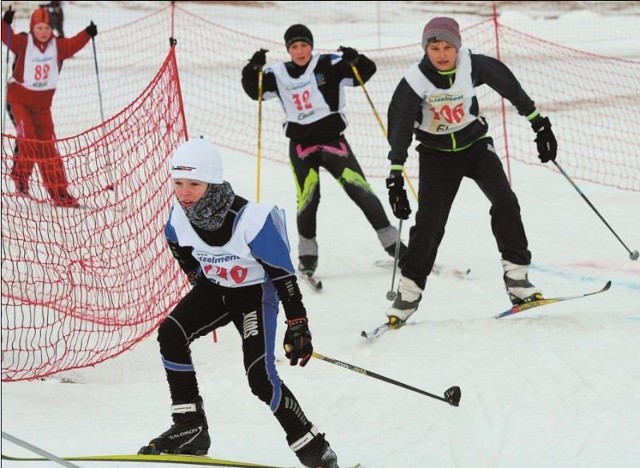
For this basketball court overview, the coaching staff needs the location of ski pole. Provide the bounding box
[253,49,268,202]
[344,53,387,139]
[256,66,263,202]
[90,30,104,124]
[90,29,115,192]
[312,352,461,407]
[387,219,403,301]
[552,160,638,261]
[340,49,419,201]
[2,432,81,468]
[2,6,12,137]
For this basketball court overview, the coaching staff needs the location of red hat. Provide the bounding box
[30,8,50,30]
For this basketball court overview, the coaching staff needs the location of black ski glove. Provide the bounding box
[248,48,268,70]
[85,22,98,38]
[283,317,313,367]
[3,7,14,25]
[386,167,411,220]
[531,116,557,163]
[338,46,359,65]
[186,269,200,287]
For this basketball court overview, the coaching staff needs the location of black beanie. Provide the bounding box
[284,24,313,49]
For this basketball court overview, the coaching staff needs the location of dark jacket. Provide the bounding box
[387,52,538,163]
[242,52,376,145]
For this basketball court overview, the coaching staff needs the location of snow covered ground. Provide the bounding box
[2,2,639,468]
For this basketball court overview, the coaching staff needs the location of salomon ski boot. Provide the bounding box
[138,397,210,455]
[292,426,339,468]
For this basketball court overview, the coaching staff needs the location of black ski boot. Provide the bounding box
[138,397,210,455]
[292,426,339,468]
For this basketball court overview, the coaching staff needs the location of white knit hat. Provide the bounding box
[170,137,223,184]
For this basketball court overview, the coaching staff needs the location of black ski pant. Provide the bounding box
[400,138,532,290]
[156,280,313,445]
[289,135,391,241]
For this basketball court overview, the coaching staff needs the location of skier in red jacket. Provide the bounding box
[1,6,97,207]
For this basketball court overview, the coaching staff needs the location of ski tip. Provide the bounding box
[603,280,612,291]
[360,330,368,338]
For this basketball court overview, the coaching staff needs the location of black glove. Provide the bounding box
[531,116,557,163]
[248,48,268,70]
[85,22,98,38]
[386,168,411,220]
[338,46,358,64]
[186,270,200,287]
[283,317,312,367]
[3,7,14,25]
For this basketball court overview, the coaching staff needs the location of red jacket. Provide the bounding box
[1,22,90,108]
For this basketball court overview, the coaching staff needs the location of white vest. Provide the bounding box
[170,202,279,288]
[404,47,476,134]
[267,54,344,126]
[15,35,59,91]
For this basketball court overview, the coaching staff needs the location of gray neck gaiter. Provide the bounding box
[181,181,235,231]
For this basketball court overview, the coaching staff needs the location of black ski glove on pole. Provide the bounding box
[531,116,557,163]
[85,22,98,38]
[386,167,411,220]
[248,48,268,70]
[338,46,359,65]
[283,318,313,367]
[3,7,14,25]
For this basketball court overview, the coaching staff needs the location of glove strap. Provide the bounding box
[287,317,308,327]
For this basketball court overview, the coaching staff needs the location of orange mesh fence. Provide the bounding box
[1,47,188,381]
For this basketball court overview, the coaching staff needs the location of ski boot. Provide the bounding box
[386,275,423,328]
[138,397,210,455]
[10,174,29,196]
[502,260,543,305]
[51,192,79,208]
[298,255,318,278]
[292,426,339,468]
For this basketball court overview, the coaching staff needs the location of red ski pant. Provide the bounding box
[8,100,70,198]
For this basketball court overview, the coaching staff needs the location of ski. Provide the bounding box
[1,453,285,467]
[1,453,360,468]
[361,322,391,339]
[361,320,414,339]
[493,280,612,319]
[374,260,470,280]
[431,263,471,280]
